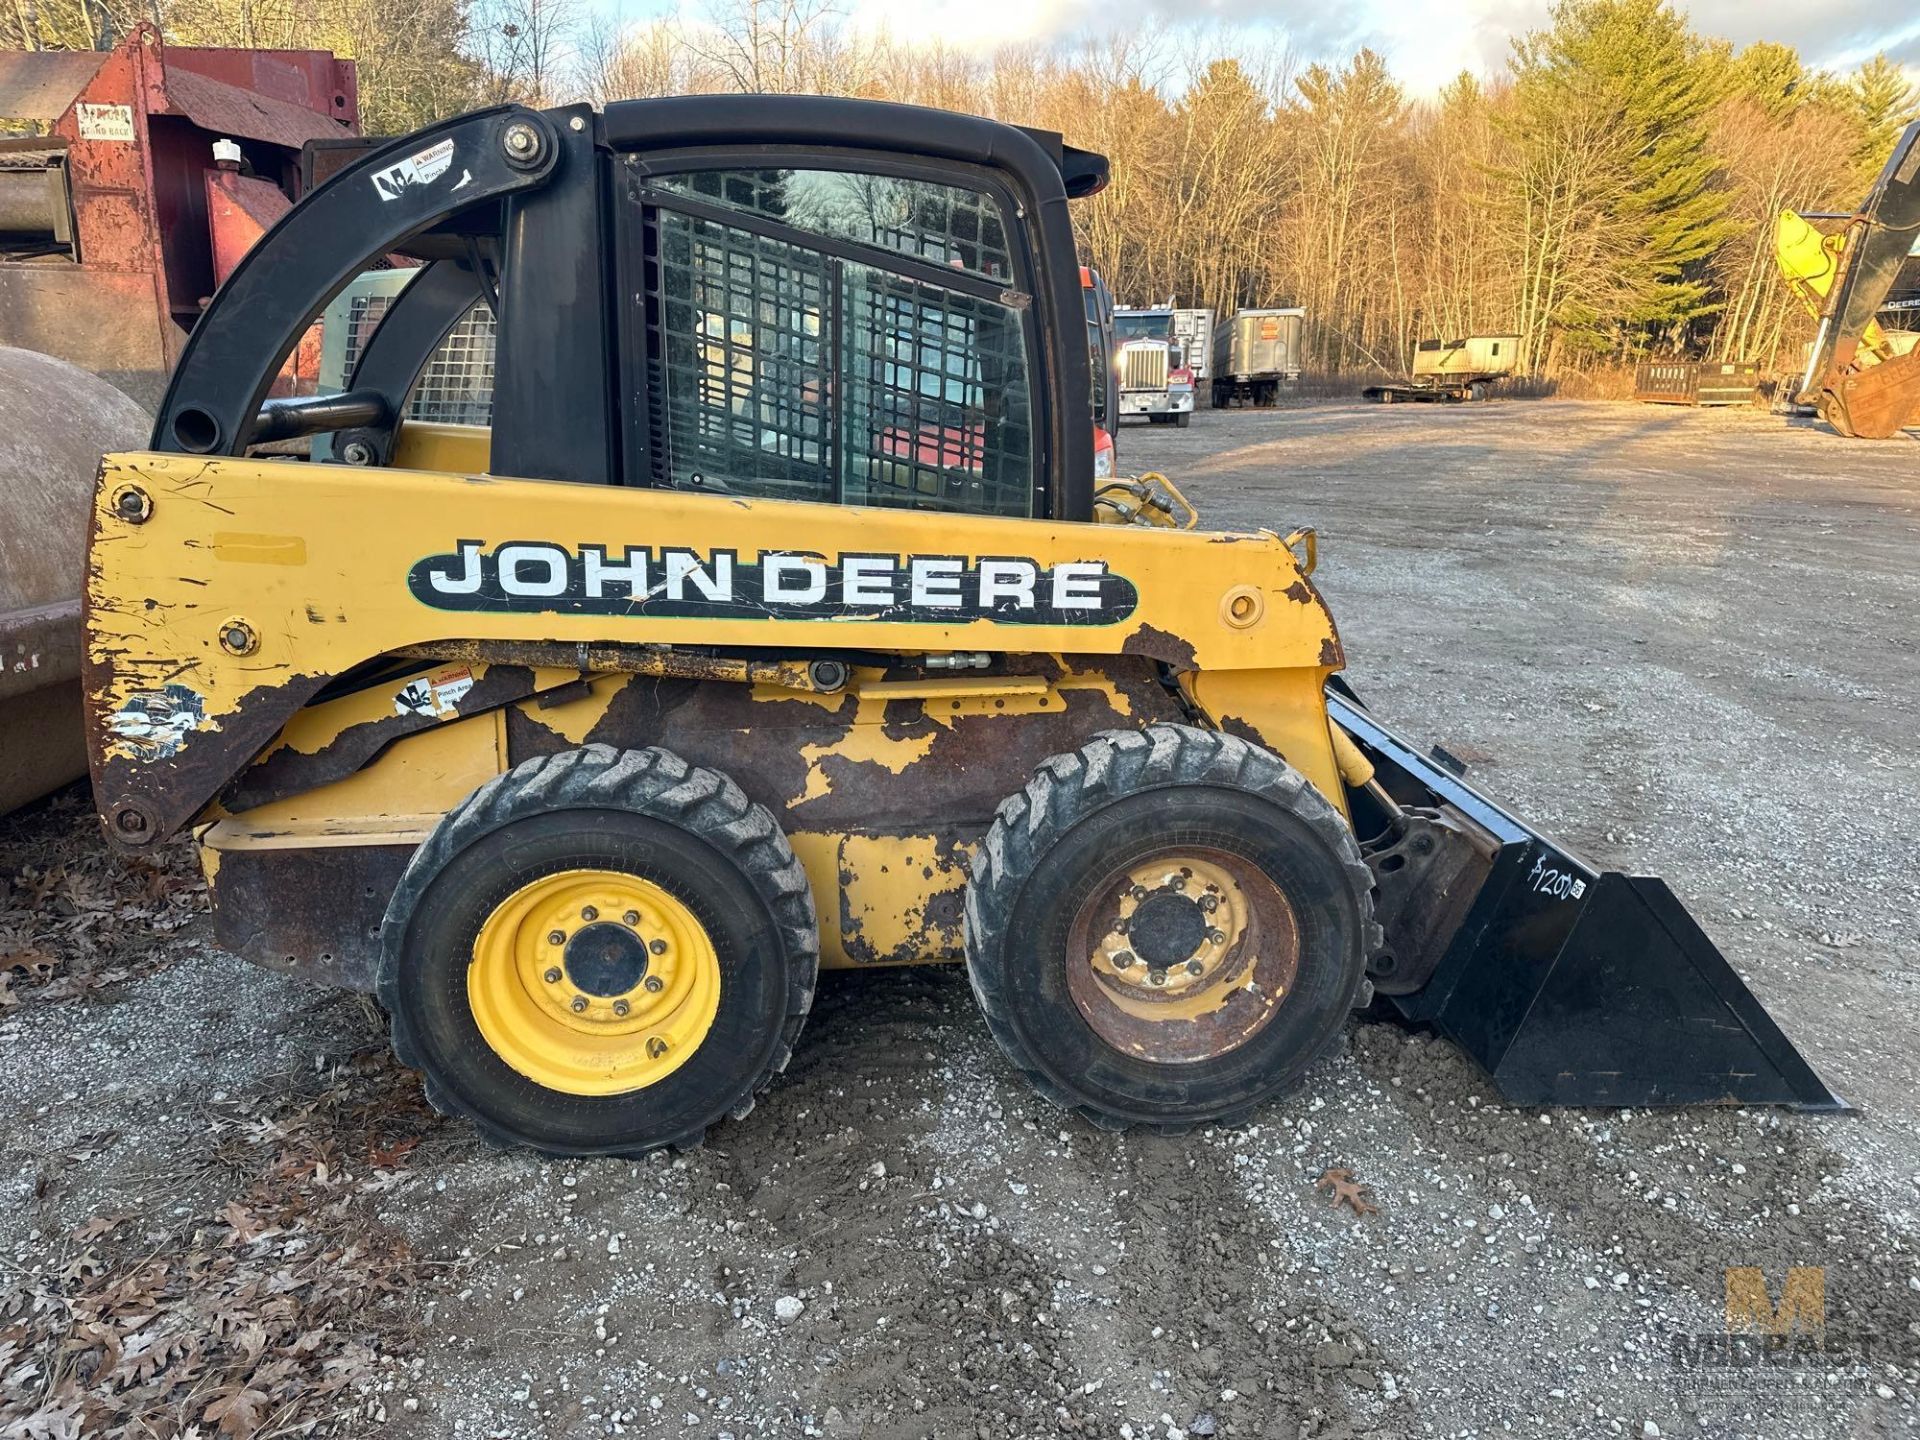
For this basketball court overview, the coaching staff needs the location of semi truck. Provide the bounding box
[1212,307,1304,407]
[1112,305,1194,426]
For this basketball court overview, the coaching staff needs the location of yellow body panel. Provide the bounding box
[91,454,1335,696]
[87,451,1351,981]
[390,420,492,474]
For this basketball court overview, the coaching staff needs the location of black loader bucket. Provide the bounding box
[1329,693,1844,1111]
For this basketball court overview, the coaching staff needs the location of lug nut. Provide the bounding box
[548,930,565,946]
[581,905,598,921]
[623,910,640,926]
[646,1037,669,1059]
[649,939,667,955]
[543,966,562,984]
[644,975,664,993]
[1208,928,1226,945]
[1199,895,1219,913]
[612,999,630,1017]
[570,996,588,1014]
[1112,951,1134,970]
[1186,960,1205,976]
[1149,969,1166,987]
[1171,876,1186,892]
[1129,885,1147,900]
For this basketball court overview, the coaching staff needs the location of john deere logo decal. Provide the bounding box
[409,541,1138,626]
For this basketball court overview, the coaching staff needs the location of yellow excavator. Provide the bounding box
[1775,120,1920,438]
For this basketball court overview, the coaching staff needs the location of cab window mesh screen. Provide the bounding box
[841,262,1030,515]
[655,211,832,501]
[409,305,497,425]
[650,202,1033,516]
[341,288,496,426]
[653,168,1013,281]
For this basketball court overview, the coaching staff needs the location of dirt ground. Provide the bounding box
[3,398,1918,1440]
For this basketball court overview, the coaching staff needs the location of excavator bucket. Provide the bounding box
[1820,347,1920,439]
[1332,694,1844,1111]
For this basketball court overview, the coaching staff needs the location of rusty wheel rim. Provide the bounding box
[1064,848,1300,1064]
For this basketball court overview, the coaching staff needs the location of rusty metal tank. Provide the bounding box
[1,345,151,813]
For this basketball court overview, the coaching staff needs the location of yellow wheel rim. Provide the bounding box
[467,868,720,1096]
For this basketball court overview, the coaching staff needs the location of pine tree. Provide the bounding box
[1509,0,1736,351]
[1721,41,1808,120]
[1848,53,1920,178]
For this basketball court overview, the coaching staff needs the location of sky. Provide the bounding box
[627,0,1920,95]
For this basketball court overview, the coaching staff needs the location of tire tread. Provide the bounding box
[378,743,818,1158]
[964,722,1378,1134]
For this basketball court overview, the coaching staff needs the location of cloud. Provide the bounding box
[833,0,1919,92]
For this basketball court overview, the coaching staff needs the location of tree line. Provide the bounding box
[7,0,1915,374]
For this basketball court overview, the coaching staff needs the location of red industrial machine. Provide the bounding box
[0,23,358,404]
[0,26,357,813]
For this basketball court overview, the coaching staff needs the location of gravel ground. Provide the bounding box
[3,398,1918,1440]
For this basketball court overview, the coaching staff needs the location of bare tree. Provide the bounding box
[8,0,1904,384]
[473,0,581,107]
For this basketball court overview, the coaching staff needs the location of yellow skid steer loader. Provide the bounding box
[83,98,1840,1155]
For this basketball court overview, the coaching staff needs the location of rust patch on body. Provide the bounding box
[1216,714,1264,748]
[221,665,538,813]
[835,828,973,965]
[1120,623,1198,671]
[85,668,332,850]
[206,838,411,990]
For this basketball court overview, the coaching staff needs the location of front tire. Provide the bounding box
[378,745,817,1156]
[964,724,1374,1133]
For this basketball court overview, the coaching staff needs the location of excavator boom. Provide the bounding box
[1783,120,1920,439]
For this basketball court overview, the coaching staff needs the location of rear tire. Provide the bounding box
[1174,411,1191,428]
[378,745,817,1156]
[964,724,1375,1133]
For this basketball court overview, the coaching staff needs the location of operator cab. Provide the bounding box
[154,97,1112,523]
